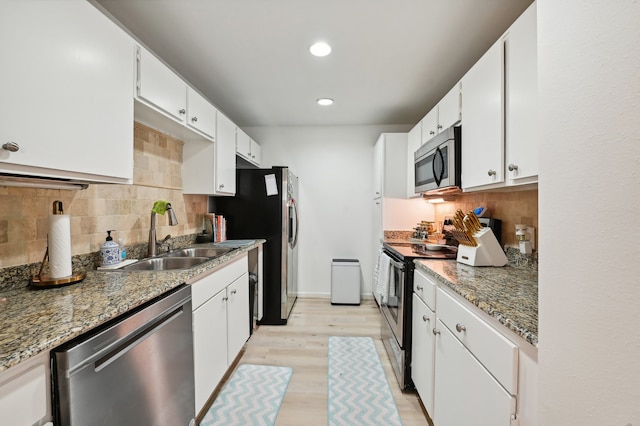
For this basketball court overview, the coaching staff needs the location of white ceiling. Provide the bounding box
[93,0,533,127]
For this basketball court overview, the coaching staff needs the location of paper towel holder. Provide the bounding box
[31,201,86,288]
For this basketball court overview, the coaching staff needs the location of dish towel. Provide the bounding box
[376,252,391,304]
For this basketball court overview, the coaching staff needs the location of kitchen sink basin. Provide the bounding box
[121,256,211,271]
[165,247,232,258]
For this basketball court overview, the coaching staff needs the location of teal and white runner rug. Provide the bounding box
[201,364,292,426]
[328,336,403,425]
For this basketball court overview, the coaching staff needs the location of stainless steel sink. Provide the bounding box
[165,247,232,258]
[121,256,211,271]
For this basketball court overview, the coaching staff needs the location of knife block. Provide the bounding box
[456,227,508,267]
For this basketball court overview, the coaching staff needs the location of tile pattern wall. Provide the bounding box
[0,122,208,268]
[433,189,538,249]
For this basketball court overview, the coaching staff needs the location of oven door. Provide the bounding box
[380,255,405,347]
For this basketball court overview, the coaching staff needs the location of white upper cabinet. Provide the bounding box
[136,46,187,123]
[438,83,463,131]
[182,109,236,195]
[505,2,538,185]
[461,39,505,190]
[0,0,134,183]
[406,122,421,198]
[236,129,251,159]
[135,45,216,143]
[214,113,237,195]
[249,139,262,165]
[187,88,216,139]
[461,2,538,191]
[420,83,462,145]
[236,128,261,167]
[421,107,439,144]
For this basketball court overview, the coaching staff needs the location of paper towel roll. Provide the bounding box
[48,214,72,278]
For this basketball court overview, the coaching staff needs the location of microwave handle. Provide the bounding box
[433,147,442,186]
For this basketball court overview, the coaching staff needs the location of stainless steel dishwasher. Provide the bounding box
[52,285,195,426]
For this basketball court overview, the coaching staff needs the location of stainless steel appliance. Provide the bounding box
[52,285,195,426]
[212,166,299,325]
[414,125,462,195]
[380,242,456,390]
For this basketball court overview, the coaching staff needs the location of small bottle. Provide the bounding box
[100,230,120,266]
[118,238,127,261]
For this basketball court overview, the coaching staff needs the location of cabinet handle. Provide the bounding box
[422,315,430,322]
[2,142,19,152]
[231,289,237,295]
[222,296,228,302]
[508,164,518,172]
[252,155,255,159]
[437,124,443,130]
[248,152,251,156]
[487,169,497,177]
[178,109,186,115]
[219,184,225,189]
[456,323,466,332]
[191,116,198,123]
[429,130,435,135]
[432,328,440,336]
[416,285,423,291]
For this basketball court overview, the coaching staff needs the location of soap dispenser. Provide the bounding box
[101,230,121,266]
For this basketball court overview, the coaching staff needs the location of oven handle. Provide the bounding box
[388,257,405,271]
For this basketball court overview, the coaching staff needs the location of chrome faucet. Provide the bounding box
[148,202,178,257]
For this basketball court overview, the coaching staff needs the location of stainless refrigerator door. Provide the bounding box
[283,170,299,319]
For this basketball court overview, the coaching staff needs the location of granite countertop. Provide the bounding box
[414,259,538,347]
[0,240,264,373]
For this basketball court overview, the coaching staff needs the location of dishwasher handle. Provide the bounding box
[93,306,185,373]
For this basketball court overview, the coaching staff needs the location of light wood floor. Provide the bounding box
[231,297,430,425]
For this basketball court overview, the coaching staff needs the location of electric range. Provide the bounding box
[379,241,456,390]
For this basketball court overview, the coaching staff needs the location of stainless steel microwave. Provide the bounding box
[414,125,462,195]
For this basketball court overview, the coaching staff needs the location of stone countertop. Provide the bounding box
[0,240,264,373]
[414,259,538,347]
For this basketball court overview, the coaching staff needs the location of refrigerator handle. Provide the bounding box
[289,198,299,249]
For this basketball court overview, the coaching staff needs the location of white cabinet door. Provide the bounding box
[0,0,134,183]
[505,2,538,185]
[226,272,250,362]
[412,294,436,416]
[406,122,421,198]
[193,289,228,414]
[373,134,384,199]
[136,46,187,123]
[215,112,237,195]
[250,139,262,165]
[434,320,516,426]
[461,39,504,190]
[236,129,251,160]
[438,83,462,130]
[0,354,50,426]
[421,108,438,144]
[187,88,216,139]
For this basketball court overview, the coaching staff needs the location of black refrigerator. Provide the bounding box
[210,166,299,325]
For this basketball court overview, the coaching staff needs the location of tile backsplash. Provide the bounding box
[433,188,538,249]
[0,122,207,268]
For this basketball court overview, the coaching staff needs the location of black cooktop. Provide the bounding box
[383,242,457,260]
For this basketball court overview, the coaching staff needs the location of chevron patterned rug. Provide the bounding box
[328,336,403,425]
[200,364,292,426]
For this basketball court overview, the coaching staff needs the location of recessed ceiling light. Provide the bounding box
[310,42,332,57]
[317,98,334,106]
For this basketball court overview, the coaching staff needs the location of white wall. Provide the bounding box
[538,1,640,424]
[245,125,410,298]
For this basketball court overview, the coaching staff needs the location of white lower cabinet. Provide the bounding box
[412,268,533,425]
[411,293,436,415]
[0,351,51,426]
[433,320,516,426]
[191,254,249,415]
